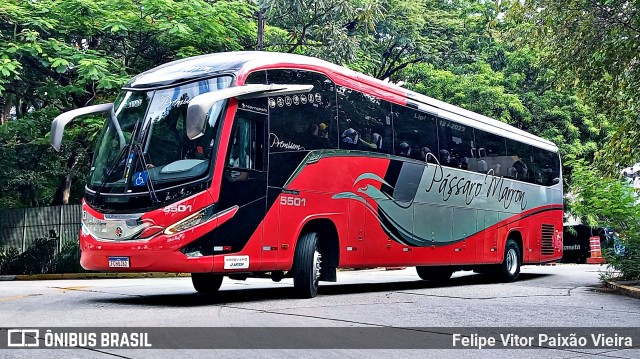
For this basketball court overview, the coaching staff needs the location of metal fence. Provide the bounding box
[0,205,82,253]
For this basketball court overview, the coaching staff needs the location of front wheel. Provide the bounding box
[494,239,521,282]
[292,232,322,298]
[191,273,223,294]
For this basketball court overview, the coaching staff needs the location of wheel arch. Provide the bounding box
[297,217,340,269]
[506,229,524,263]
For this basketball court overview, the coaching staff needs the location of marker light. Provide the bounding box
[164,205,216,235]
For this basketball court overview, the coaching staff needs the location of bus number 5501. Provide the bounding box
[280,196,306,207]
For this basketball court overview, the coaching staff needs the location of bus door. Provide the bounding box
[214,105,268,271]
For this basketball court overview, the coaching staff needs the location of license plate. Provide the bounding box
[108,257,130,268]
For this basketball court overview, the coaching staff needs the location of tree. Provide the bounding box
[515,0,640,173]
[262,0,472,80]
[0,0,259,207]
[261,0,383,63]
[568,161,640,280]
[354,0,466,80]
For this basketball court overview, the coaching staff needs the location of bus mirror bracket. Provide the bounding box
[50,103,114,152]
[186,84,313,140]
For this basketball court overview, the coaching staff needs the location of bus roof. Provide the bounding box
[125,51,558,152]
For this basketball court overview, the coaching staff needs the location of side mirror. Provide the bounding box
[50,103,114,151]
[186,84,313,140]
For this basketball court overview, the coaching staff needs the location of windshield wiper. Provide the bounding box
[92,143,130,202]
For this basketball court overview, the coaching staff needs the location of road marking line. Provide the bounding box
[0,294,42,302]
[52,286,91,292]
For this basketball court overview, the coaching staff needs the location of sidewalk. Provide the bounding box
[605,280,640,299]
[0,272,190,281]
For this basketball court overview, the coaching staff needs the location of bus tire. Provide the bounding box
[416,266,453,282]
[191,273,223,295]
[293,232,322,298]
[495,239,521,282]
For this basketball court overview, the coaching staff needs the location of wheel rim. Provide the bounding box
[313,249,322,286]
[506,248,518,275]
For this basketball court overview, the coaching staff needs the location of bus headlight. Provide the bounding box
[164,205,216,235]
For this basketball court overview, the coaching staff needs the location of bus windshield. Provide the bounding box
[88,76,232,193]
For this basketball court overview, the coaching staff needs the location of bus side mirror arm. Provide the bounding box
[50,103,115,152]
[186,84,313,140]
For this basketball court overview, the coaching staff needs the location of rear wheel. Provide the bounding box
[416,266,453,282]
[494,239,521,282]
[292,232,322,298]
[191,273,223,294]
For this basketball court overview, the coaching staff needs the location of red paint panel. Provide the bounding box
[207,100,239,203]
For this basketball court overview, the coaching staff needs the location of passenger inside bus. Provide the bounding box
[359,129,383,150]
[341,128,360,149]
[397,142,411,157]
[420,146,436,163]
[439,149,451,166]
[307,123,329,149]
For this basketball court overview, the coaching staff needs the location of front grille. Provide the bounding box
[541,224,555,255]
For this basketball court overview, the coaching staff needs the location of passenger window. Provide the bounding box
[437,117,474,169]
[475,130,507,176]
[392,105,438,162]
[337,86,393,153]
[531,147,560,186]
[266,69,338,151]
[506,139,533,182]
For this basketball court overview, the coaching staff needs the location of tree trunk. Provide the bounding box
[1,94,14,124]
[61,151,78,205]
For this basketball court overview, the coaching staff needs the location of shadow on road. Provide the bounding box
[90,272,550,307]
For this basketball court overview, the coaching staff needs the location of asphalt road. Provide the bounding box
[0,264,638,358]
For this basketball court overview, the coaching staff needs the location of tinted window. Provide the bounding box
[245,70,266,85]
[266,70,338,152]
[505,139,534,182]
[475,130,507,175]
[239,71,269,115]
[226,109,266,172]
[337,86,393,153]
[393,105,438,161]
[437,117,475,169]
[532,147,560,186]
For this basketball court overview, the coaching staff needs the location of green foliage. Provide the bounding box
[517,0,640,174]
[0,237,57,275]
[263,0,470,80]
[262,0,383,63]
[0,109,99,207]
[567,162,640,280]
[0,0,258,207]
[52,241,84,274]
[0,237,84,275]
[0,247,20,274]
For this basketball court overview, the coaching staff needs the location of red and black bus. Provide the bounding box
[50,52,563,298]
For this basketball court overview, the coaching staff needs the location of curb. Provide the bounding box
[0,273,191,281]
[605,280,640,299]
